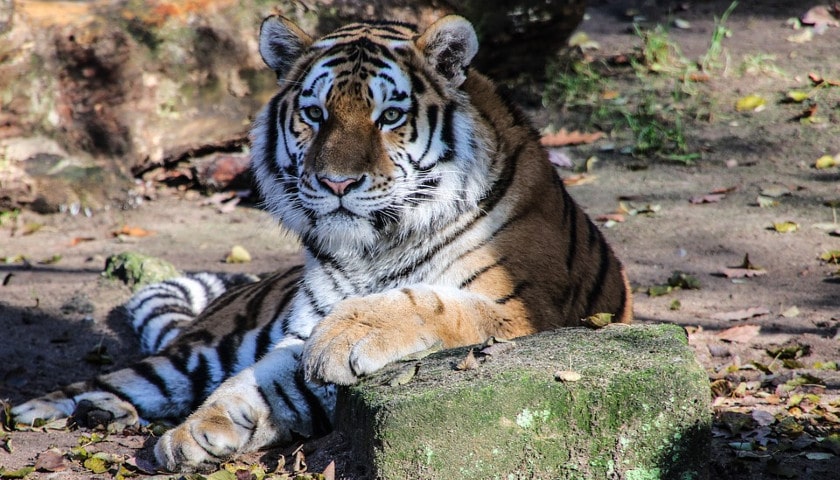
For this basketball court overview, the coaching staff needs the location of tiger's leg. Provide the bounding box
[12,268,298,431]
[152,337,335,472]
[11,344,223,430]
[10,381,140,431]
[303,285,533,385]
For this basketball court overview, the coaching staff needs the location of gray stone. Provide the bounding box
[335,324,711,480]
[102,252,181,291]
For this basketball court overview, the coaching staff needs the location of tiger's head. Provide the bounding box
[251,16,494,257]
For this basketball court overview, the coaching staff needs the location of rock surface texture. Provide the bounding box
[336,324,711,480]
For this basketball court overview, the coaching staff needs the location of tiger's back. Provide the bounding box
[13,14,631,472]
[450,72,632,332]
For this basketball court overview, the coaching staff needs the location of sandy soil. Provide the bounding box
[2,1,840,478]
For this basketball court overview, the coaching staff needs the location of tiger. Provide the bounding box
[11,14,632,472]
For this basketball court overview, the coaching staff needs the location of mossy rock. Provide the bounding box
[336,324,711,480]
[102,252,181,290]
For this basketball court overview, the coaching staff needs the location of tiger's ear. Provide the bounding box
[259,16,313,79]
[416,15,479,87]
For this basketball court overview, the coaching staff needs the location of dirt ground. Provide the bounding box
[2,0,840,478]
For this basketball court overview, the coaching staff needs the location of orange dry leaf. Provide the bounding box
[562,173,597,186]
[712,307,771,322]
[688,72,710,83]
[809,72,840,87]
[601,90,620,100]
[69,236,96,246]
[540,128,604,147]
[716,324,761,343]
[113,225,155,237]
[595,213,626,223]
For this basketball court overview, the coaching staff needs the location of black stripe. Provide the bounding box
[407,93,420,143]
[459,259,503,289]
[129,360,173,397]
[192,353,215,408]
[439,102,457,163]
[139,304,194,326]
[477,143,523,212]
[380,208,481,285]
[217,330,246,376]
[584,230,613,314]
[278,101,299,175]
[264,95,282,180]
[412,105,438,169]
[408,70,426,95]
[255,286,299,359]
[495,281,530,305]
[89,378,147,415]
[126,289,182,317]
[563,189,579,271]
[294,370,332,436]
[271,380,303,421]
[493,82,541,137]
[301,283,328,318]
[177,278,200,309]
[449,210,528,271]
[150,319,187,353]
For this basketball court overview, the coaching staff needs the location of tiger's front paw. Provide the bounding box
[302,297,436,385]
[70,392,140,431]
[12,390,138,432]
[11,392,75,426]
[153,397,260,472]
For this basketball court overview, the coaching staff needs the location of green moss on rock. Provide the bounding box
[102,251,181,290]
[336,324,711,480]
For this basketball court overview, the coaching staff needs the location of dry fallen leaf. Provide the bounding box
[787,28,814,43]
[581,312,613,329]
[786,90,811,103]
[562,173,597,186]
[455,349,479,371]
[801,5,840,28]
[554,370,582,382]
[794,103,819,123]
[480,341,516,356]
[722,267,767,279]
[225,245,252,263]
[721,253,768,278]
[688,72,710,83]
[595,213,626,223]
[815,154,839,169]
[809,72,840,87]
[772,221,799,233]
[712,307,771,322]
[112,225,154,237]
[540,128,604,147]
[689,193,726,204]
[69,236,96,246]
[716,324,761,343]
[752,410,776,427]
[735,94,767,112]
[756,196,779,208]
[293,448,307,474]
[547,149,573,169]
[820,250,840,264]
[34,448,69,472]
[760,185,791,198]
[386,362,419,386]
[322,461,336,480]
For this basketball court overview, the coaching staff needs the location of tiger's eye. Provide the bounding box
[304,106,324,122]
[379,107,404,126]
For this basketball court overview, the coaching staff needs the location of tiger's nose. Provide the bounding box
[317,175,363,196]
